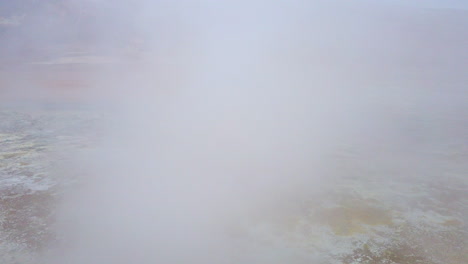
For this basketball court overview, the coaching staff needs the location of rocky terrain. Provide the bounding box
[0,106,466,263]
[0,107,100,263]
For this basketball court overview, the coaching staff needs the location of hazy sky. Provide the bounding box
[381,0,468,9]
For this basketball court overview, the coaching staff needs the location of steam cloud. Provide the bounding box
[1,0,465,263]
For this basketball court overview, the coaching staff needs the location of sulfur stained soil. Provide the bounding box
[0,108,467,264]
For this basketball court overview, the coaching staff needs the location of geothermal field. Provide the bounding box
[0,1,467,263]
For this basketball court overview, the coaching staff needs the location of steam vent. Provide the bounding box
[1,0,467,263]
